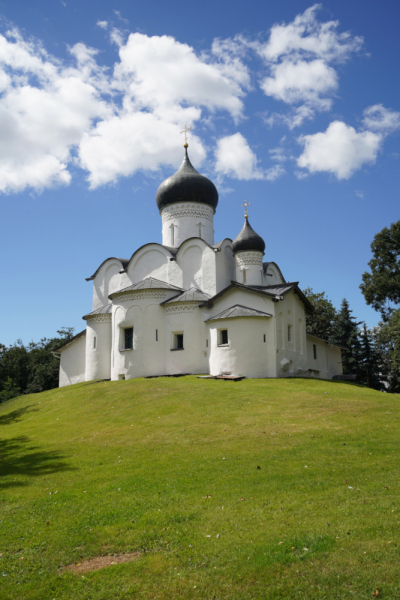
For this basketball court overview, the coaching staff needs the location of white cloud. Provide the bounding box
[0,26,249,193]
[297,120,382,179]
[113,33,246,119]
[79,111,206,188]
[0,32,110,193]
[214,133,264,180]
[265,164,285,181]
[261,58,337,106]
[362,104,400,134]
[257,5,363,126]
[96,21,108,30]
[260,4,363,63]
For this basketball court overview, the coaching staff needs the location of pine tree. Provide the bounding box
[359,323,382,389]
[331,299,362,375]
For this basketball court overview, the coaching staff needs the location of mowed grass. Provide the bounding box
[0,376,399,599]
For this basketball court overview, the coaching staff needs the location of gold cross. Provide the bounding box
[241,199,250,218]
[181,123,192,147]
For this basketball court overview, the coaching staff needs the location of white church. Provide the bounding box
[57,139,343,386]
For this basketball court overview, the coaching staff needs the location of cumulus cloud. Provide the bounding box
[0,27,250,193]
[96,20,108,30]
[265,164,285,181]
[214,133,265,180]
[297,120,382,179]
[362,104,400,134]
[257,5,363,126]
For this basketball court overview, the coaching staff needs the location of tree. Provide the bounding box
[360,220,400,321]
[358,323,382,390]
[0,327,74,401]
[302,288,338,340]
[331,299,362,375]
[376,309,400,393]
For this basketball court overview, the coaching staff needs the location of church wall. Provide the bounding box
[92,259,124,310]
[215,241,235,293]
[59,334,86,387]
[127,247,169,284]
[85,317,112,381]
[207,316,275,378]
[306,335,343,379]
[175,240,217,296]
[208,288,276,319]
[161,202,215,247]
[234,251,264,286]
[263,263,285,286]
[110,290,177,380]
[274,291,308,378]
[164,304,206,375]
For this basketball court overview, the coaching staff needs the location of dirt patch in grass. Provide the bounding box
[64,552,141,573]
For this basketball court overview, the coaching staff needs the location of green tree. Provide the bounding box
[358,323,382,390]
[331,299,361,375]
[0,377,21,403]
[360,220,400,321]
[302,288,338,340]
[376,309,400,393]
[0,327,74,400]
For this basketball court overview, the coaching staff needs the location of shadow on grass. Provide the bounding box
[0,404,38,426]
[0,436,74,490]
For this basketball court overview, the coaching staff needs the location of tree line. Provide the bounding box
[304,219,400,393]
[0,220,399,400]
[0,328,74,403]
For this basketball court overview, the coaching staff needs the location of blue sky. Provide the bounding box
[0,0,399,346]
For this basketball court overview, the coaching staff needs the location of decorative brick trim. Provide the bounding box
[161,204,214,223]
[235,252,263,267]
[113,291,167,303]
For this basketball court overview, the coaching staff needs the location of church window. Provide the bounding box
[313,344,317,359]
[242,269,247,284]
[218,329,228,346]
[156,329,158,342]
[124,327,133,350]
[288,325,292,342]
[197,222,204,238]
[171,332,184,350]
[206,339,208,348]
[93,337,97,349]
[170,223,175,246]
[263,334,266,343]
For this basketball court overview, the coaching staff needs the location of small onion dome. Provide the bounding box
[156,147,218,211]
[232,217,266,254]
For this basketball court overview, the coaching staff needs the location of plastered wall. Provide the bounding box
[59,334,86,387]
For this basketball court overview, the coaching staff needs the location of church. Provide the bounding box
[56,136,343,386]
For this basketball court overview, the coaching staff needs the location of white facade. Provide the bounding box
[57,149,343,385]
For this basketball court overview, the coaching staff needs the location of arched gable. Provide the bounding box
[263,261,286,285]
[176,237,216,294]
[91,258,126,311]
[127,244,171,283]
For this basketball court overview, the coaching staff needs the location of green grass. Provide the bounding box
[0,376,399,599]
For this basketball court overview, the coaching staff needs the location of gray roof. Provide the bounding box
[232,217,265,254]
[109,277,184,299]
[86,257,129,281]
[156,147,218,211]
[161,287,211,305]
[205,304,273,322]
[198,281,314,314]
[82,304,112,320]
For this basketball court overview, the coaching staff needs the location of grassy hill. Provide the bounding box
[0,376,399,599]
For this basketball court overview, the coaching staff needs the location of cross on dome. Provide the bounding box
[241,199,250,218]
[180,123,192,147]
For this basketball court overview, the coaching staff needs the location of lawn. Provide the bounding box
[0,376,399,599]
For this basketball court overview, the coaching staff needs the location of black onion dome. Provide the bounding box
[232,217,266,254]
[156,148,218,211]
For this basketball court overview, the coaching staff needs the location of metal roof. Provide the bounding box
[82,304,112,320]
[156,147,218,211]
[109,277,184,299]
[232,217,265,254]
[160,287,211,305]
[205,304,273,322]
[86,257,129,281]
